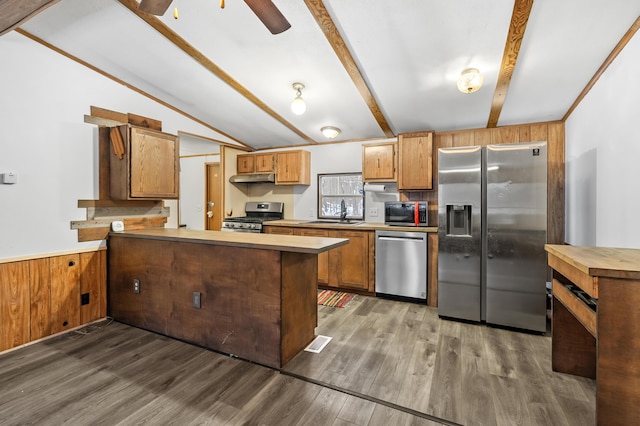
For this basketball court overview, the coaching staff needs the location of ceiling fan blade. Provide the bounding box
[244,0,291,34]
[138,0,173,16]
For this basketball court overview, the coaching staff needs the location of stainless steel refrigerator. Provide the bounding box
[437,142,547,332]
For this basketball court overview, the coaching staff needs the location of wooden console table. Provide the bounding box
[546,244,640,425]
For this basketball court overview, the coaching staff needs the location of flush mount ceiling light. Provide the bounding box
[321,126,341,139]
[457,68,484,94]
[291,82,306,115]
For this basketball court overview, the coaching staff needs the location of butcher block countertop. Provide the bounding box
[545,244,640,280]
[110,228,349,254]
[264,219,438,233]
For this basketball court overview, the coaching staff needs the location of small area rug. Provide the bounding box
[317,290,355,308]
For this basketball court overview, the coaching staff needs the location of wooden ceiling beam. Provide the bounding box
[487,0,534,128]
[304,0,395,138]
[0,0,60,36]
[118,0,317,145]
[563,15,640,122]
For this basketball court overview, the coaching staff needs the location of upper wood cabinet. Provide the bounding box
[237,153,275,174]
[110,126,179,200]
[275,150,310,185]
[362,142,396,182]
[237,154,255,174]
[397,131,434,190]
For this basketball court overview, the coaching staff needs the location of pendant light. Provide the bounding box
[291,82,306,115]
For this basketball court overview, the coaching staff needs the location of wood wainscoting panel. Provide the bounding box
[0,261,30,352]
[79,251,105,324]
[29,257,51,341]
[50,254,81,334]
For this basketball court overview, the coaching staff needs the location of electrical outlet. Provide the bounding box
[368,207,378,217]
[133,279,140,294]
[80,293,90,305]
[308,208,315,218]
[193,292,201,309]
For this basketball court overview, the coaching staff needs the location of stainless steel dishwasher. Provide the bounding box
[375,230,428,300]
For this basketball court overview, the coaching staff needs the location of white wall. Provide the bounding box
[0,32,229,259]
[565,30,640,248]
[253,142,399,222]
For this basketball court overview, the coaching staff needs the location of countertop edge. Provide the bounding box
[109,229,348,254]
[545,244,640,279]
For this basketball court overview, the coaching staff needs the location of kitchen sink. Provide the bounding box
[306,220,363,225]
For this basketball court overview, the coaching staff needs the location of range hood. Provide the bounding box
[229,173,276,184]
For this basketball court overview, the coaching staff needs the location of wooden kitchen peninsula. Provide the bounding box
[546,244,640,425]
[108,229,348,369]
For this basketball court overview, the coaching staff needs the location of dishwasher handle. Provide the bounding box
[377,236,426,242]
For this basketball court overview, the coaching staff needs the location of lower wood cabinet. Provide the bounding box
[0,249,106,353]
[264,226,374,292]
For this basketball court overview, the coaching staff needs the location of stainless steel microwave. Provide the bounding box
[384,202,429,226]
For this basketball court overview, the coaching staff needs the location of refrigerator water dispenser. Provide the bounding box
[446,204,472,237]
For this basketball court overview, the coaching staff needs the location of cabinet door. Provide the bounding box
[276,151,310,185]
[29,258,52,341]
[363,143,396,182]
[398,132,434,190]
[237,154,255,173]
[129,127,179,199]
[295,228,330,286]
[254,153,275,173]
[329,230,371,291]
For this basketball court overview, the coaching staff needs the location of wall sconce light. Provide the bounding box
[457,68,484,94]
[291,82,306,115]
[321,126,341,139]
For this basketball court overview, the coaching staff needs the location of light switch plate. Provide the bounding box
[1,172,16,184]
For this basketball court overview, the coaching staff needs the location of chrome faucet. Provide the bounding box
[340,199,347,221]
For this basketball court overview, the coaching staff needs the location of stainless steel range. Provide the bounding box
[221,202,284,233]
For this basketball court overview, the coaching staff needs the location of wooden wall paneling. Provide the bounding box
[474,128,492,146]
[547,122,565,244]
[519,123,548,142]
[0,261,30,352]
[491,126,520,144]
[29,258,51,341]
[452,130,475,147]
[50,254,80,334]
[79,251,104,324]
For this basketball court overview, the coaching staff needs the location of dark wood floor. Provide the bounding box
[0,295,595,425]
[286,295,596,426]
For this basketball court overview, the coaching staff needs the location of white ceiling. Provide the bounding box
[15,0,640,150]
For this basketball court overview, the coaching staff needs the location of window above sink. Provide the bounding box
[317,173,364,221]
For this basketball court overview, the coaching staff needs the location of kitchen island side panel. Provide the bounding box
[108,235,286,368]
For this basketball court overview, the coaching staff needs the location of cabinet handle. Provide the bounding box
[68,260,75,267]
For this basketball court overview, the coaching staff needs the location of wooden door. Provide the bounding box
[0,261,30,351]
[254,153,275,173]
[129,127,179,199]
[206,163,223,231]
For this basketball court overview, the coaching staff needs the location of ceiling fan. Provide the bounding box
[138,0,291,34]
